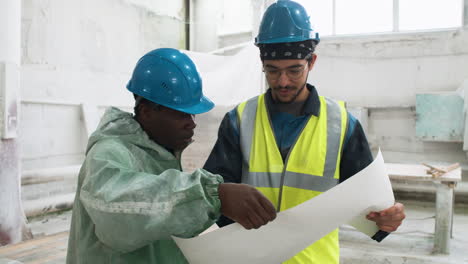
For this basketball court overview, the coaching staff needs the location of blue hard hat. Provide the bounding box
[255,0,320,45]
[127,48,214,115]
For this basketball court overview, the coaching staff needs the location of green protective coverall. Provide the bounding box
[66,107,223,264]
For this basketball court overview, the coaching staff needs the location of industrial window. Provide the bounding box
[296,0,463,36]
[399,0,463,31]
[335,0,393,34]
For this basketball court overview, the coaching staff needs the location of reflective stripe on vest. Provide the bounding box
[236,94,347,264]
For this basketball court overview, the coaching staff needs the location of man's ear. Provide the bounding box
[137,102,152,120]
[308,54,317,71]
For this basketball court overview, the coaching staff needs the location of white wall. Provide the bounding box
[0,0,31,245]
[218,0,253,36]
[314,30,468,106]
[20,0,186,170]
[19,0,468,170]
[312,29,468,165]
[190,19,468,166]
[191,0,256,52]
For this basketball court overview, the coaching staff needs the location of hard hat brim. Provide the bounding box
[169,95,215,115]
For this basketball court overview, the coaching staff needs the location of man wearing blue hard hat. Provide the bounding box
[204,0,406,263]
[66,48,276,263]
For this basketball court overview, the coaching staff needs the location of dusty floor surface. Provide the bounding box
[340,200,468,264]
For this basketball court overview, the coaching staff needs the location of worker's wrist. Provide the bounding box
[218,183,226,199]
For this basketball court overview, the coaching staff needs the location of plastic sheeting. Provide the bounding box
[185,44,265,106]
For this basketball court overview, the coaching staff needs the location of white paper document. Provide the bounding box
[173,150,395,264]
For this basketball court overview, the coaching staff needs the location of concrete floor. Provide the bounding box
[1,199,466,264]
[340,200,468,264]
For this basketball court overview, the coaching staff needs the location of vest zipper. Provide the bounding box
[277,163,287,212]
[270,112,314,212]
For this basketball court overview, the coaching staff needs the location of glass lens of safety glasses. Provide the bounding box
[263,64,307,80]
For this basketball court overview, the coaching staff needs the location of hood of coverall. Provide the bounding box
[86,107,177,160]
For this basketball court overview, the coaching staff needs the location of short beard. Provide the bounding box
[272,81,307,104]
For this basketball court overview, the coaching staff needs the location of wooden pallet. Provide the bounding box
[0,232,68,264]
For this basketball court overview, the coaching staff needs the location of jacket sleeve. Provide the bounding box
[339,114,373,183]
[203,110,242,227]
[203,110,242,184]
[79,140,223,253]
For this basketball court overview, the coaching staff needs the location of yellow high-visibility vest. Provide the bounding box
[236,94,348,264]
